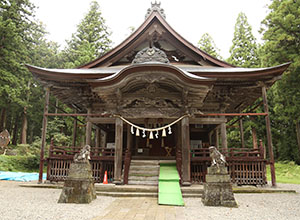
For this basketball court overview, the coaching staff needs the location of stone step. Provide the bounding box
[130,160,160,166]
[95,184,158,192]
[128,176,159,181]
[96,191,202,198]
[129,169,159,176]
[181,186,204,194]
[128,180,158,186]
[96,191,158,197]
[129,165,160,172]
[129,171,159,177]
[182,193,203,198]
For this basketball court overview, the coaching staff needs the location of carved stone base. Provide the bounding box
[58,162,96,203]
[202,166,238,208]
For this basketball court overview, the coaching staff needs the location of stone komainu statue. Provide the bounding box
[74,145,91,162]
[209,146,227,167]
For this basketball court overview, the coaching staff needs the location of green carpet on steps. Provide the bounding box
[158,163,184,206]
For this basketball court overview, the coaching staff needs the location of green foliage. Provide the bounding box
[0,155,40,172]
[197,33,223,60]
[266,161,300,184]
[62,0,111,68]
[227,12,260,67]
[260,0,300,163]
[47,117,71,146]
[260,0,300,68]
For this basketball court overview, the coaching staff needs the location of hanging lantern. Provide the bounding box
[131,125,134,134]
[168,126,172,134]
[136,128,140,136]
[149,131,154,139]
[162,128,167,137]
[155,130,159,139]
[142,130,146,138]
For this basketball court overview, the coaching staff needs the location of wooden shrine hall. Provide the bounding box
[27,2,289,187]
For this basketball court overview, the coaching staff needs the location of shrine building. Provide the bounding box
[27,2,290,187]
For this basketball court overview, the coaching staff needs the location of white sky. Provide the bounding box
[30,0,271,59]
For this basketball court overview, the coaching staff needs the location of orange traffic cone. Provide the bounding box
[103,171,108,184]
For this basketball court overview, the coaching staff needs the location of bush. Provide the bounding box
[0,155,40,172]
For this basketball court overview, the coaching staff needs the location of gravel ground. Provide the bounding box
[0,181,115,220]
[181,183,300,220]
[0,181,300,220]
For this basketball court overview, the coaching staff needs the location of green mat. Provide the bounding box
[158,163,184,206]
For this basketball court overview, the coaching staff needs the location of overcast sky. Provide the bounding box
[30,0,271,59]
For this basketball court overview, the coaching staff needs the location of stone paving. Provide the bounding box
[92,197,184,220]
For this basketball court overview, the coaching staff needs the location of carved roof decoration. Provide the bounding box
[145,1,166,19]
[132,47,169,64]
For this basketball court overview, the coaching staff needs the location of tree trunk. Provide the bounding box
[20,107,28,144]
[296,120,300,158]
[0,108,7,131]
[12,114,20,145]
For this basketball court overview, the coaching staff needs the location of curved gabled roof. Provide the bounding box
[79,10,234,69]
[88,63,216,87]
[26,62,290,82]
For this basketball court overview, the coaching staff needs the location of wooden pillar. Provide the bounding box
[208,130,213,146]
[101,129,107,148]
[114,117,123,184]
[239,119,245,148]
[85,108,92,146]
[126,124,133,152]
[39,87,50,183]
[262,85,276,187]
[72,114,77,147]
[123,124,133,184]
[251,118,258,149]
[95,127,100,148]
[220,118,227,149]
[215,127,219,148]
[181,117,191,186]
[95,127,101,156]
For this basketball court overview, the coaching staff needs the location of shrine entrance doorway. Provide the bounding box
[131,123,177,159]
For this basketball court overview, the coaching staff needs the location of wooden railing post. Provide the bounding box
[39,87,50,184]
[261,85,276,187]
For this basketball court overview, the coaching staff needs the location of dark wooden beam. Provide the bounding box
[85,108,92,146]
[181,117,191,186]
[200,113,268,117]
[72,111,77,147]
[251,118,258,149]
[262,85,276,187]
[114,117,123,184]
[221,119,228,149]
[239,119,245,148]
[39,87,50,183]
[95,127,100,149]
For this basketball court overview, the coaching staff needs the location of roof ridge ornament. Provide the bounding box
[132,47,169,64]
[145,1,166,19]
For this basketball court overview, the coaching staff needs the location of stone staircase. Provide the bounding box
[127,160,160,185]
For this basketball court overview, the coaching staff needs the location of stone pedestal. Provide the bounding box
[202,166,237,207]
[58,161,96,203]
